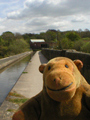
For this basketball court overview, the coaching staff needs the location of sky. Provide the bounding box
[0,0,90,35]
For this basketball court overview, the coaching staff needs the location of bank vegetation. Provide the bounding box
[1,29,90,58]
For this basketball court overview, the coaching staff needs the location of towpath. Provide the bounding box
[11,51,48,98]
[0,51,48,120]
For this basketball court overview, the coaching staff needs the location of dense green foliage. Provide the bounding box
[0,32,30,58]
[1,29,90,58]
[59,38,73,49]
[81,42,90,53]
[66,32,80,41]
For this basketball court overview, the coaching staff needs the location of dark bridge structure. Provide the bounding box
[30,39,49,50]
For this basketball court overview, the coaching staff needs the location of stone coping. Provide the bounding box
[0,51,33,70]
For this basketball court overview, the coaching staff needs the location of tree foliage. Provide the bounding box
[1,31,15,46]
[81,42,90,53]
[45,30,57,42]
[73,40,84,51]
[1,29,90,58]
[0,31,30,58]
[8,39,29,55]
[66,32,80,41]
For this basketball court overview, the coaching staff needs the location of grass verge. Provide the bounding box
[8,91,29,106]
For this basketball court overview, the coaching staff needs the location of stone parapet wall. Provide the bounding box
[41,49,90,83]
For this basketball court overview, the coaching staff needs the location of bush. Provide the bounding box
[8,39,30,55]
[59,38,73,49]
[66,32,80,41]
[81,42,90,53]
[73,40,84,51]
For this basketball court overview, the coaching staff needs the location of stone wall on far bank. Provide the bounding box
[0,51,33,70]
[41,49,90,84]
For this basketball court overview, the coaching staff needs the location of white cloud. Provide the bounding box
[7,0,70,19]
[71,15,87,22]
[0,0,90,35]
[7,0,90,20]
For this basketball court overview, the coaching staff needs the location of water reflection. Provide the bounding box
[0,55,31,106]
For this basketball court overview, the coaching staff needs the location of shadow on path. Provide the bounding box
[38,51,48,64]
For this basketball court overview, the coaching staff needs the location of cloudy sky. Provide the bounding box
[0,0,90,35]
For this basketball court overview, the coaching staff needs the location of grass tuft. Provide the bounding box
[9,92,24,97]
[9,98,28,105]
[7,109,15,112]
[22,72,28,74]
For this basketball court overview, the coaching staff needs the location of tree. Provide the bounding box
[73,40,84,51]
[66,31,80,41]
[23,34,30,43]
[14,32,23,39]
[45,30,57,42]
[78,29,82,33]
[0,36,8,57]
[1,31,15,45]
[8,39,30,55]
[60,38,73,49]
[81,42,90,53]
[40,32,46,40]
[84,29,89,32]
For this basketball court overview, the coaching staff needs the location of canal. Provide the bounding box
[0,55,32,106]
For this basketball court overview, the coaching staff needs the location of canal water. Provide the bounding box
[0,55,31,106]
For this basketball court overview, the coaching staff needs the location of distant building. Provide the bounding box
[30,39,49,49]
